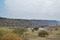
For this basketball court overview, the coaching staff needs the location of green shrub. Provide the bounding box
[38,30,48,37]
[1,33,22,40]
[33,28,39,31]
[32,28,39,32]
[13,28,27,35]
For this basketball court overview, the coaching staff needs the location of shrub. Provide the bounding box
[55,28,58,31]
[33,28,39,31]
[1,33,22,40]
[38,30,48,37]
[32,29,34,32]
[13,28,27,35]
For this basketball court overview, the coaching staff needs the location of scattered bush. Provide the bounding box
[1,33,22,40]
[38,30,48,37]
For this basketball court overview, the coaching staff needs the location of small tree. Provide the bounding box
[38,30,48,37]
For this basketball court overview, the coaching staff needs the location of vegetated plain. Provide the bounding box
[0,17,60,40]
[0,26,60,40]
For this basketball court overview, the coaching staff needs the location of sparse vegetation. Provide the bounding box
[0,26,60,40]
[1,16,60,40]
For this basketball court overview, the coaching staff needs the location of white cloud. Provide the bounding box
[5,0,60,20]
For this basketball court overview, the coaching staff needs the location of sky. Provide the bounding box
[0,0,60,20]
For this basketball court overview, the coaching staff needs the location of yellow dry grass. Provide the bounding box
[26,26,60,40]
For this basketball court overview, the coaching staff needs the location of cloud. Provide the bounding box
[5,0,60,20]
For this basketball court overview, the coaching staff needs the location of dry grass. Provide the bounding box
[0,26,60,40]
[1,33,22,40]
[25,26,60,40]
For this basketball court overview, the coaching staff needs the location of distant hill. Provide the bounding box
[0,17,59,28]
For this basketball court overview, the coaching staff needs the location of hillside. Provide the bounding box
[0,17,58,28]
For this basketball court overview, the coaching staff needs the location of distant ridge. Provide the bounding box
[0,17,58,28]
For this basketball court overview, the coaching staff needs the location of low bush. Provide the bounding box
[13,28,27,35]
[33,28,39,31]
[38,30,48,37]
[55,28,59,31]
[32,28,39,32]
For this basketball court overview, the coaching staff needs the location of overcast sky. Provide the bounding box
[0,0,60,20]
